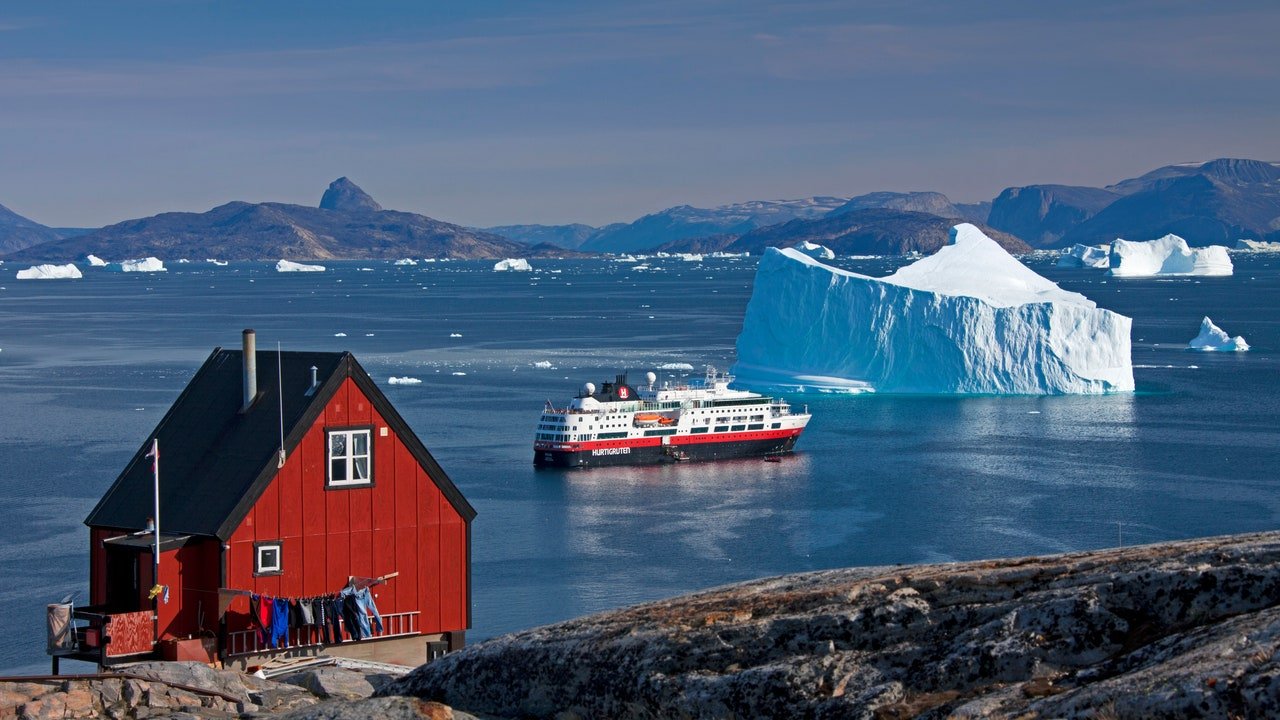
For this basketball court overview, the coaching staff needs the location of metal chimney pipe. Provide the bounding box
[242,329,257,411]
[310,366,318,388]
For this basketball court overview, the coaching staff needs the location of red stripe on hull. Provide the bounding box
[533,427,804,453]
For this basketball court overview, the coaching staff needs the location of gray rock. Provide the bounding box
[380,531,1280,719]
[281,668,376,700]
[276,696,466,719]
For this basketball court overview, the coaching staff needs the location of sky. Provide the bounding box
[1,0,1278,228]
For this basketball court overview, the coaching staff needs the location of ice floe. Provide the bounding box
[276,260,326,272]
[110,257,166,272]
[494,258,532,271]
[387,376,423,385]
[795,241,835,260]
[733,224,1134,394]
[1187,317,1249,352]
[394,258,419,266]
[656,362,695,370]
[1108,235,1232,277]
[1057,244,1110,269]
[85,254,107,267]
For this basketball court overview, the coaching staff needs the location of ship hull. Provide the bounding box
[534,434,800,468]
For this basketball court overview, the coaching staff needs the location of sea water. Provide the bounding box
[1,253,1278,673]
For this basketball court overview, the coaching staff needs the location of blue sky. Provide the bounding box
[1,1,1278,227]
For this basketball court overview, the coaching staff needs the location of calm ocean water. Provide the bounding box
[2,253,1278,673]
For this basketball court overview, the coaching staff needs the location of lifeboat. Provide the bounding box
[657,416,677,425]
[633,413,663,426]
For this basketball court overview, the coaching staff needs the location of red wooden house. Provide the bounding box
[68,330,474,667]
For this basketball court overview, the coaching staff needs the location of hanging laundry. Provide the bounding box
[270,597,290,648]
[341,591,367,640]
[354,586,383,634]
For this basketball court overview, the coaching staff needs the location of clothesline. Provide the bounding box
[216,571,397,617]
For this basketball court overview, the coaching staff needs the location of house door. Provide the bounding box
[104,546,153,612]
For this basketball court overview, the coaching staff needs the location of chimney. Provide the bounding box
[242,329,257,411]
[305,365,319,396]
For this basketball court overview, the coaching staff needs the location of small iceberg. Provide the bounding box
[16,263,83,280]
[494,258,532,272]
[678,253,704,262]
[1109,235,1232,277]
[532,360,554,369]
[85,254,108,267]
[1188,317,1249,352]
[795,241,835,260]
[206,258,229,266]
[276,260,326,272]
[394,258,419,266]
[449,332,463,338]
[451,371,467,376]
[334,332,347,337]
[656,362,695,371]
[1235,239,1280,252]
[110,257,166,272]
[1057,244,1110,269]
[388,376,423,385]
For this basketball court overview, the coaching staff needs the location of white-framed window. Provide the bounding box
[328,428,372,487]
[255,541,282,576]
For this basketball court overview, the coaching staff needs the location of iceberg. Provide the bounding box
[656,362,695,371]
[1187,317,1249,352]
[1108,235,1232,277]
[1235,239,1280,252]
[795,241,835,260]
[16,263,83,280]
[532,360,554,369]
[276,260,326,272]
[109,257,166,272]
[1057,244,1110,269]
[732,224,1134,394]
[85,254,107,267]
[394,258,419,266]
[494,258,532,272]
[206,258,228,266]
[387,376,423,385]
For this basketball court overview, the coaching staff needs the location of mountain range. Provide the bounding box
[4,179,577,262]
[5,158,1278,261]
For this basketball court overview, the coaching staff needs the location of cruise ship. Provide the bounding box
[533,367,810,467]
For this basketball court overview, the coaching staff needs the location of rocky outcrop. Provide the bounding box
[385,531,1280,719]
[319,178,383,213]
[987,184,1119,247]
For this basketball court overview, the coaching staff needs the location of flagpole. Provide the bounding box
[151,438,160,587]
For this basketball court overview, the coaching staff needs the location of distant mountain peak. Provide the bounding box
[319,177,383,213]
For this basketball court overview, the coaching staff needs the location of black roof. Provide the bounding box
[85,347,475,540]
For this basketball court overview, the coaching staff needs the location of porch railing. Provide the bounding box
[225,610,419,657]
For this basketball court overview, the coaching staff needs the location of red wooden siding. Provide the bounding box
[223,377,468,636]
[155,540,221,639]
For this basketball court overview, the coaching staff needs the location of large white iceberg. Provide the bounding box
[795,241,835,260]
[85,254,107,267]
[16,263,83,280]
[276,260,326,272]
[1187,317,1249,352]
[732,224,1134,394]
[1108,235,1232,277]
[1057,244,1110,269]
[493,258,532,271]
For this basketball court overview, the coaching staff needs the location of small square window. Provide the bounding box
[327,428,373,488]
[255,542,282,576]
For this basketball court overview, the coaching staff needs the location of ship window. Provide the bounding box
[731,425,745,432]
[748,423,764,430]
[772,422,781,429]
[714,426,730,432]
[691,427,709,434]
[254,541,282,576]
[327,428,373,488]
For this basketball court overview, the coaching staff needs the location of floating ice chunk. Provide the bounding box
[532,360,554,369]
[16,263,83,280]
[493,258,532,271]
[394,258,419,266]
[710,251,750,258]
[451,371,467,376]
[678,253,704,262]
[1057,244,1110,269]
[733,224,1134,394]
[85,254,107,267]
[1235,239,1280,252]
[388,376,423,385]
[334,332,347,337]
[795,241,835,260]
[1187,317,1249,352]
[110,257,166,272]
[176,258,190,264]
[206,258,228,266]
[614,254,639,263]
[1108,235,1232,277]
[656,362,695,370]
[276,260,326,272]
[449,332,463,338]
